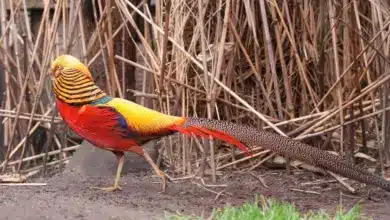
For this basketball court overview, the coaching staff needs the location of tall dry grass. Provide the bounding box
[0,0,389,188]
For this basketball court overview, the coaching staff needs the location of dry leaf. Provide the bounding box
[355,152,377,162]
[196,42,235,63]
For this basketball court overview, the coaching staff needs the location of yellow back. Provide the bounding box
[105,98,184,134]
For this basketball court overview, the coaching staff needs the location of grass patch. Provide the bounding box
[164,195,369,220]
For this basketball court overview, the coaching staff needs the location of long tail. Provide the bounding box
[171,117,390,191]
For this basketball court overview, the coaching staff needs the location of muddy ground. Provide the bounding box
[1,142,390,220]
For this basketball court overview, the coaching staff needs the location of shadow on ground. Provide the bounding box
[1,141,390,220]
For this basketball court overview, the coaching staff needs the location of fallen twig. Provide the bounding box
[328,171,356,193]
[249,172,268,188]
[0,183,47,186]
[291,188,321,195]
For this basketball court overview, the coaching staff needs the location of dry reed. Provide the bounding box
[0,0,389,184]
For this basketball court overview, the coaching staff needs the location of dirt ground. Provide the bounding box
[1,142,390,220]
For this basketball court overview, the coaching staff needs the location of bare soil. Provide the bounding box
[1,142,390,220]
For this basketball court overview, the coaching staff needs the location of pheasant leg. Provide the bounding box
[142,148,166,192]
[91,151,124,192]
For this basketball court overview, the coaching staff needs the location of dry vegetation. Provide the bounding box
[0,0,390,189]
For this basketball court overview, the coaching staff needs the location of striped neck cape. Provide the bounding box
[53,68,108,105]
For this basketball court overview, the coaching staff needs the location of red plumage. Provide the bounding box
[56,99,139,153]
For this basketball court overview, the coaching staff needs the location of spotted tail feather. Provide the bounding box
[183,117,390,191]
[169,123,252,157]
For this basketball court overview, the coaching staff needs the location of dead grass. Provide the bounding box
[0,0,390,185]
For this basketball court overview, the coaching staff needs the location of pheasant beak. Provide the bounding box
[48,67,59,80]
[48,65,62,79]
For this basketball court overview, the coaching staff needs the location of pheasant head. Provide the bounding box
[50,54,106,105]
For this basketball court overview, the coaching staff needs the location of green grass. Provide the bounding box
[164,195,369,220]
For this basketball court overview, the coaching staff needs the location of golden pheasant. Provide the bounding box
[50,54,390,192]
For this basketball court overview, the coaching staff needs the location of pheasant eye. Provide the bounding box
[52,65,63,78]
